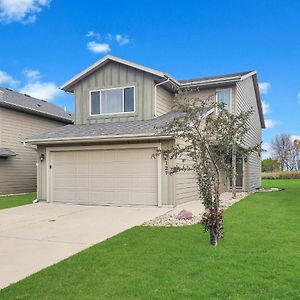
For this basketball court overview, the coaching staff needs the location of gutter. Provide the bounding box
[180,77,240,87]
[24,133,174,146]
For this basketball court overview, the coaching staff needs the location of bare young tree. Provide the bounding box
[155,89,260,246]
[271,134,300,171]
[294,139,300,171]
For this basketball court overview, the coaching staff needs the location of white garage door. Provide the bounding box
[50,147,158,206]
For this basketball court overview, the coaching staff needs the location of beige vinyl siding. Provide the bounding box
[175,138,199,205]
[0,108,67,195]
[174,87,232,203]
[156,86,173,116]
[73,61,156,125]
[236,77,262,191]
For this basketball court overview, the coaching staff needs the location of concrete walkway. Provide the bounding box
[0,203,170,289]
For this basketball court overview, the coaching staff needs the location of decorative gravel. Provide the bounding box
[143,192,249,227]
[144,214,202,227]
[256,187,283,192]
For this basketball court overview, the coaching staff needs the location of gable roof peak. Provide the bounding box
[60,55,179,92]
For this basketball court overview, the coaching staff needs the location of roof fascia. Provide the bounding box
[251,73,266,128]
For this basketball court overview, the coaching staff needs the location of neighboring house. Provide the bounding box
[0,87,73,195]
[25,55,265,207]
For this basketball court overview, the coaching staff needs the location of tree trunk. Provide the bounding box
[209,228,217,246]
[232,145,237,198]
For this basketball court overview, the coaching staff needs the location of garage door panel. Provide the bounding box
[129,192,156,205]
[53,190,89,203]
[133,179,157,191]
[89,191,130,203]
[113,177,132,189]
[89,162,115,175]
[89,150,115,162]
[51,148,158,206]
[53,176,89,189]
[89,177,116,190]
[53,165,76,175]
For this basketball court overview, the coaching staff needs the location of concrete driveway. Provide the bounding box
[0,203,170,289]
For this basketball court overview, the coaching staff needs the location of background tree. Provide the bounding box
[155,89,260,246]
[261,158,280,172]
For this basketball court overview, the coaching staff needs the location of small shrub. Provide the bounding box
[262,171,300,180]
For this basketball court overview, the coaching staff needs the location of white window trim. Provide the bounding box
[89,85,135,116]
[216,88,232,114]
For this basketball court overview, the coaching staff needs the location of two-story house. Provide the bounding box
[25,55,265,207]
[0,87,73,195]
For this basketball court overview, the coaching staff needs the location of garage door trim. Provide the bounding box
[46,143,162,206]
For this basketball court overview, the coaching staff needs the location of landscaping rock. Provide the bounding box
[177,209,193,220]
[144,213,202,227]
[143,192,249,228]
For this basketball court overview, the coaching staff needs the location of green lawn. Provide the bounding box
[1,180,300,299]
[0,193,36,210]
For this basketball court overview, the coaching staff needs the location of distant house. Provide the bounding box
[0,87,73,195]
[25,55,265,207]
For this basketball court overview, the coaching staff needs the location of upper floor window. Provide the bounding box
[216,89,231,113]
[90,86,135,115]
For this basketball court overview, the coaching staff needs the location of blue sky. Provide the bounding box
[0,0,299,156]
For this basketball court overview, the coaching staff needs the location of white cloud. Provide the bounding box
[291,135,300,142]
[258,82,270,94]
[23,68,41,81]
[85,32,130,54]
[262,100,270,115]
[86,31,100,39]
[19,81,61,101]
[0,70,19,86]
[0,0,50,24]
[262,142,273,159]
[87,41,111,54]
[115,34,129,46]
[265,119,277,128]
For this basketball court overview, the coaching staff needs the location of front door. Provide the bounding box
[229,158,243,189]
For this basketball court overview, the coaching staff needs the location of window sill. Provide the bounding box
[87,112,137,120]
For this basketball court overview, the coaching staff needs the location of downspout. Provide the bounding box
[23,141,37,151]
[154,77,171,117]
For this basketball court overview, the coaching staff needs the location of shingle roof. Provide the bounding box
[0,87,73,123]
[0,148,16,157]
[25,111,185,143]
[179,71,254,84]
